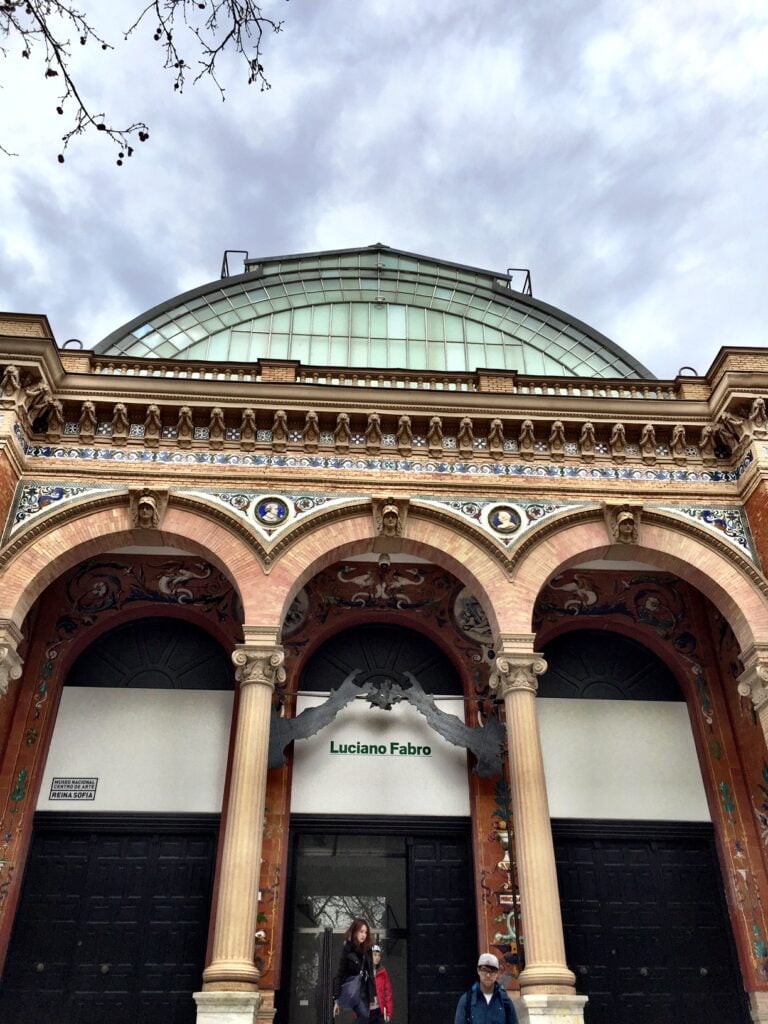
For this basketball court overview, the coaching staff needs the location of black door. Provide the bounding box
[0,813,219,1024]
[408,834,477,1022]
[554,821,749,1024]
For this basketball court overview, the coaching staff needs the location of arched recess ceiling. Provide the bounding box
[300,624,463,696]
[96,245,653,379]
[539,630,683,701]
[68,618,235,690]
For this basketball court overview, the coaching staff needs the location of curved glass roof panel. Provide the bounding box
[96,246,653,379]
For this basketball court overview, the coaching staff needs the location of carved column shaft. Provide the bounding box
[491,636,576,995]
[203,632,285,992]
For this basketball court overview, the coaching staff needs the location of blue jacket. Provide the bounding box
[454,981,519,1024]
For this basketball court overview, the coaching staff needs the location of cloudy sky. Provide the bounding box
[1,0,766,379]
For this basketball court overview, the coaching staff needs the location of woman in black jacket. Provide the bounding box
[332,917,379,1022]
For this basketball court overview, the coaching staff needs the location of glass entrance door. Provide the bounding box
[287,833,408,1024]
[280,820,476,1024]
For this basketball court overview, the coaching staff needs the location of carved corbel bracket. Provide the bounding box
[0,620,24,698]
[129,486,169,530]
[0,364,22,409]
[372,496,409,554]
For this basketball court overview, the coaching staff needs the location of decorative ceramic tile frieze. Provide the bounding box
[10,422,751,484]
[4,482,122,544]
[658,505,758,562]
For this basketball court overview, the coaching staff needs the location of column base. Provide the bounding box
[750,990,768,1023]
[202,959,260,991]
[518,962,577,993]
[194,991,276,1024]
[517,994,588,1023]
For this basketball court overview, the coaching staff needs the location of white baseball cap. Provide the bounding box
[477,953,499,969]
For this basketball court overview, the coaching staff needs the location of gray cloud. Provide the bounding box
[1,0,766,377]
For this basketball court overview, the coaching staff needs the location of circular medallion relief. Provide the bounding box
[255,496,289,526]
[487,504,521,534]
[453,588,493,644]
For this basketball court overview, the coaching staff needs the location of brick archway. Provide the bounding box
[0,503,262,628]
[0,500,511,638]
[263,508,509,636]
[505,514,768,651]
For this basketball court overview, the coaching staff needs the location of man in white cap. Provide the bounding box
[453,952,519,1024]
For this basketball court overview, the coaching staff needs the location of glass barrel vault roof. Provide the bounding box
[95,246,653,379]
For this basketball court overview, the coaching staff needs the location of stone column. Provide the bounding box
[737,644,768,748]
[0,621,23,698]
[200,627,285,1005]
[490,634,577,1000]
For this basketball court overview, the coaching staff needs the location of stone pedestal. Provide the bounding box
[517,994,588,1023]
[194,992,269,1024]
[750,990,768,1023]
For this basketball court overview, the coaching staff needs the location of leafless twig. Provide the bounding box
[0,0,285,161]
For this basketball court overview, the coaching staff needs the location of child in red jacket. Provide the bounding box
[371,944,393,1022]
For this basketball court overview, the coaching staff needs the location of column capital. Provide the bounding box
[737,643,768,712]
[0,620,23,698]
[232,645,286,691]
[490,634,546,696]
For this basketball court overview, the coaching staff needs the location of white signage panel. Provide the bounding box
[39,687,233,812]
[539,699,710,821]
[290,695,470,816]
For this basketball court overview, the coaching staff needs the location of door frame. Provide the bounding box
[279,815,475,1024]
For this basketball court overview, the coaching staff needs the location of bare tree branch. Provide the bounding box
[0,0,286,161]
